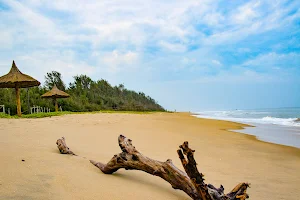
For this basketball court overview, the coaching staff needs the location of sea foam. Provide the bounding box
[195,108,300,127]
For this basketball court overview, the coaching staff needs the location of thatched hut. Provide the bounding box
[0,61,40,116]
[41,85,70,112]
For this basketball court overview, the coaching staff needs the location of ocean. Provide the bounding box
[193,107,300,148]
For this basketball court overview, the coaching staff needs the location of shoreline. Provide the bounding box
[1,110,299,151]
[1,112,300,200]
[2,110,299,151]
[192,113,300,150]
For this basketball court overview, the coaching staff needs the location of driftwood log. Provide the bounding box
[56,136,250,199]
[56,137,76,155]
[89,135,250,200]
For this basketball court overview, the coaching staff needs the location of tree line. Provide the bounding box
[0,71,165,115]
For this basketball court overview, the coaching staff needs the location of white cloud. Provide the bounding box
[159,41,187,52]
[2,0,70,45]
[202,12,224,26]
[0,0,299,85]
[242,52,300,69]
[212,59,222,66]
[0,30,13,49]
[0,50,96,84]
[2,0,298,52]
[100,50,139,73]
[202,0,299,46]
[230,1,260,25]
[181,57,196,65]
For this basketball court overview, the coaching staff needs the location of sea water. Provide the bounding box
[193,107,300,148]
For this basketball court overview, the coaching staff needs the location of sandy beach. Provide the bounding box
[0,112,299,200]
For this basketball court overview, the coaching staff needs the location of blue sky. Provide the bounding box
[0,0,299,111]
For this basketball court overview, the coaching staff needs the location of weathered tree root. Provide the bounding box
[90,135,250,200]
[56,137,76,155]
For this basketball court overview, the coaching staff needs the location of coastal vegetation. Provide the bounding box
[0,71,165,115]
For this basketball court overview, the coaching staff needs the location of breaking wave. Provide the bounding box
[194,109,300,127]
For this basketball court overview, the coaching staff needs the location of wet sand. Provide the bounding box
[0,112,299,200]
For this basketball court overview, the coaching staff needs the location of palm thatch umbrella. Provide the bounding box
[41,84,70,112]
[0,61,40,116]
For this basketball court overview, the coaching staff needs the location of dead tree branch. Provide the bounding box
[89,135,250,200]
[56,137,76,155]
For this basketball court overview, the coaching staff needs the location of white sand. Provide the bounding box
[0,113,299,200]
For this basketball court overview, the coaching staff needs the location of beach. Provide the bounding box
[0,112,299,200]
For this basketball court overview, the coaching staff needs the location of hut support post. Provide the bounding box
[15,87,21,117]
[27,88,30,114]
[55,98,58,112]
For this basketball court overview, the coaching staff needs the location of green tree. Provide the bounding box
[1,71,165,115]
[44,71,66,91]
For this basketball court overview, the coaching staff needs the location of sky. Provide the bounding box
[0,0,299,111]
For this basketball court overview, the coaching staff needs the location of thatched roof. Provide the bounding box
[41,85,70,98]
[0,61,40,88]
